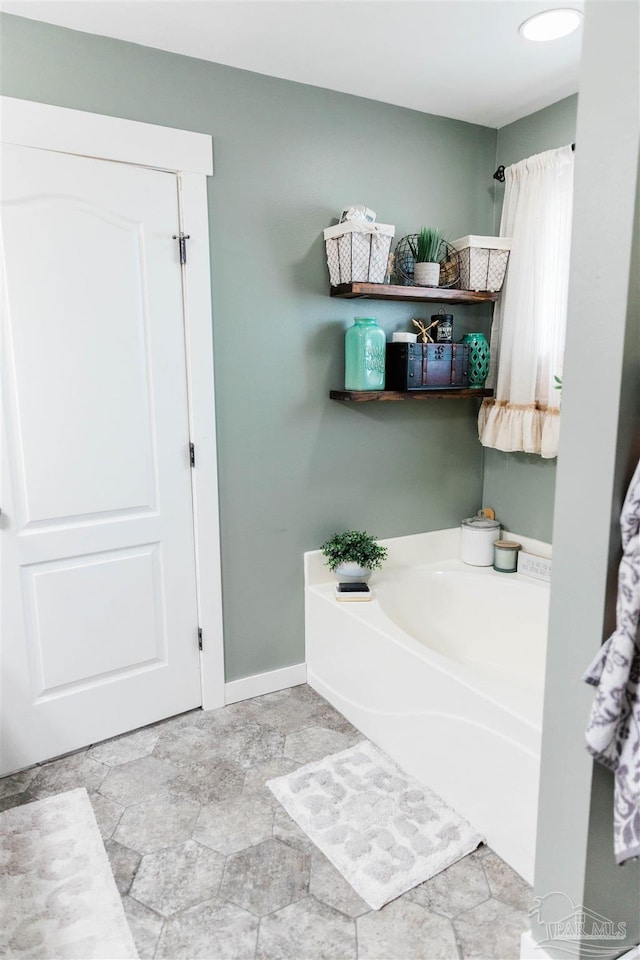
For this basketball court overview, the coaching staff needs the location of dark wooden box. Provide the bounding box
[385,342,470,390]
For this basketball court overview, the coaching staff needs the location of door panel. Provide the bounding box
[6,197,157,524]
[1,144,201,774]
[22,544,165,695]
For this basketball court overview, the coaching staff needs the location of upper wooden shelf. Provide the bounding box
[330,389,493,402]
[330,282,498,305]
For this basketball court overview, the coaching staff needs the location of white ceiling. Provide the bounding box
[0,0,584,127]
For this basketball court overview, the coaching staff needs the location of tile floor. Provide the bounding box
[0,684,532,959]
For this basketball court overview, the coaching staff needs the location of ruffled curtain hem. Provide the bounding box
[478,399,560,459]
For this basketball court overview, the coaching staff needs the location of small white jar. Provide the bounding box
[460,516,501,566]
[391,332,418,343]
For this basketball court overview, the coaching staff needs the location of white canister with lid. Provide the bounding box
[391,332,418,343]
[460,515,501,566]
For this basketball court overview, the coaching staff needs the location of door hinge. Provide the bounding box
[198,627,203,651]
[172,232,190,265]
[190,442,195,468]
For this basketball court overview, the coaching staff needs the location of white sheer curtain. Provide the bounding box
[478,145,574,459]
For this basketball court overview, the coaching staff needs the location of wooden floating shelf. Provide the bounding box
[330,389,494,402]
[330,282,499,305]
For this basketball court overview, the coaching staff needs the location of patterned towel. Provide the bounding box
[583,459,640,864]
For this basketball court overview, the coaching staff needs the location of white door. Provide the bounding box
[1,143,202,775]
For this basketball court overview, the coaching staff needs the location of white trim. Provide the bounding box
[521,931,640,960]
[0,97,213,174]
[178,171,224,710]
[1,97,224,711]
[520,931,553,960]
[225,664,308,705]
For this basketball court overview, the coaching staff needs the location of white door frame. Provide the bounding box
[1,96,225,711]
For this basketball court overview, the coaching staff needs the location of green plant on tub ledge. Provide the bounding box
[320,530,388,583]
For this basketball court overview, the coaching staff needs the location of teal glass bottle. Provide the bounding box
[344,317,386,391]
[461,332,490,389]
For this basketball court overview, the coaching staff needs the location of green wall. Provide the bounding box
[0,14,497,681]
[482,95,578,542]
[495,95,579,177]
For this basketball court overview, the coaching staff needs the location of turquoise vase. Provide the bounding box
[345,317,386,390]
[461,332,490,389]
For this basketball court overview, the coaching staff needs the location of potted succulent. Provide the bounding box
[413,226,442,287]
[320,530,388,582]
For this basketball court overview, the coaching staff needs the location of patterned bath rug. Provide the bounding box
[0,787,138,959]
[268,739,484,910]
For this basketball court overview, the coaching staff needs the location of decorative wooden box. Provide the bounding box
[385,342,470,390]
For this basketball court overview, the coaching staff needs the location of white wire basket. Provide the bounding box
[451,236,512,292]
[323,221,395,285]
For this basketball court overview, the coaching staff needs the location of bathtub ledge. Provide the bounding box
[305,527,550,586]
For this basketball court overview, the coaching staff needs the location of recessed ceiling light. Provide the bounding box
[520,8,582,41]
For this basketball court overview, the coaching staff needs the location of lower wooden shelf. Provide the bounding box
[330,388,493,402]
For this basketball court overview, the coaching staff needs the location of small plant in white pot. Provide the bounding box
[413,227,442,287]
[320,530,388,582]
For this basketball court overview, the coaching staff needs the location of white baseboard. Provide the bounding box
[521,931,639,960]
[224,663,307,705]
[521,932,553,959]
[619,947,640,960]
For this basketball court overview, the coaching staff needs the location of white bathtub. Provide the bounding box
[305,527,551,883]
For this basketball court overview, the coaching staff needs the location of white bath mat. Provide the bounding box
[0,787,138,959]
[268,739,484,910]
